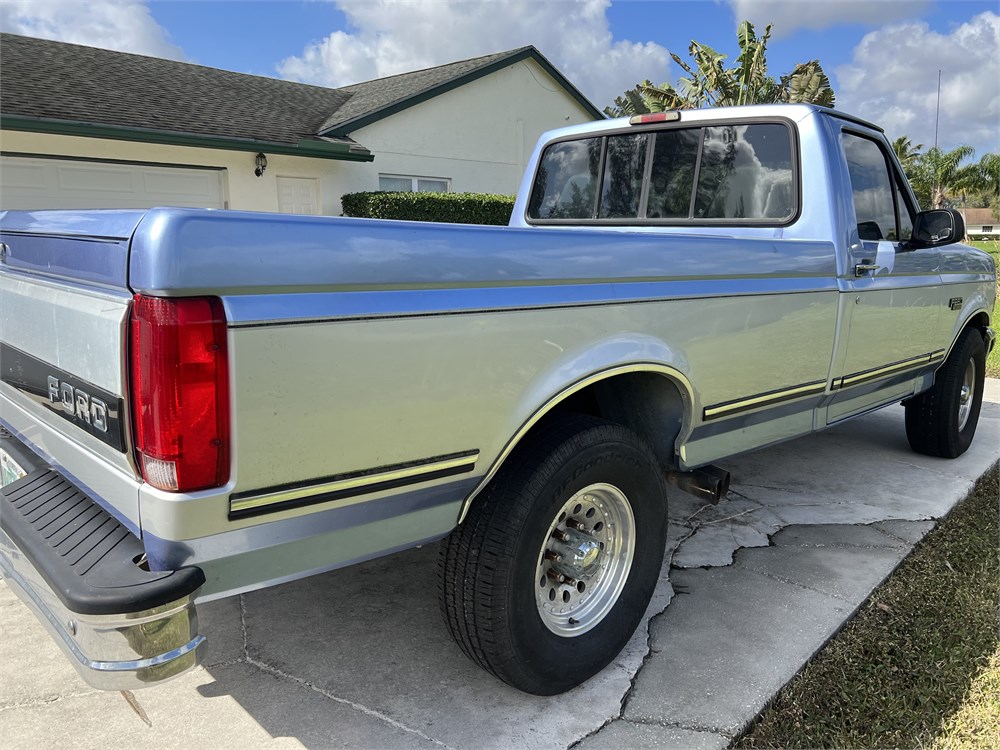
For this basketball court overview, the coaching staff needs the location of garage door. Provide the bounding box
[0,155,226,210]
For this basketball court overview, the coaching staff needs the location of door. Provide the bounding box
[827,130,942,422]
[0,155,226,209]
[276,177,318,215]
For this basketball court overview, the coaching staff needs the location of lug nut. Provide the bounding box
[546,569,577,586]
[551,529,569,542]
[566,518,587,532]
[544,549,562,562]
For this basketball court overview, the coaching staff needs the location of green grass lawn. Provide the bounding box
[735,463,1000,749]
[967,241,1000,378]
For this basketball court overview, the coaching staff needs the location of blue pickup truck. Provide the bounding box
[0,103,995,695]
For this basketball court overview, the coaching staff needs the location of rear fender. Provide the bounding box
[458,334,694,522]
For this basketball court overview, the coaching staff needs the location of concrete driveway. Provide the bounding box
[2,383,998,750]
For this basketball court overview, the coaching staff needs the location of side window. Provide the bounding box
[842,133,897,241]
[694,124,794,220]
[895,183,914,241]
[527,138,602,219]
[646,128,700,219]
[599,133,648,219]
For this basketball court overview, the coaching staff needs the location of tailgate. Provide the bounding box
[0,210,146,529]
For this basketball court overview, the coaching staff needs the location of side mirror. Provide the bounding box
[857,220,883,241]
[904,209,965,250]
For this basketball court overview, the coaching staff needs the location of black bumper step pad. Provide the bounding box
[1,436,204,616]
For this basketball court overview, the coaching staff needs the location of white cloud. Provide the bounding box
[729,0,929,37]
[836,11,1000,155]
[0,0,183,60]
[277,0,671,112]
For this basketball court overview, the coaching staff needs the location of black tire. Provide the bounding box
[905,328,986,458]
[438,415,668,695]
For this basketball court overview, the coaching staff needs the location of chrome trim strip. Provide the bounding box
[229,450,480,517]
[833,350,944,390]
[702,380,827,421]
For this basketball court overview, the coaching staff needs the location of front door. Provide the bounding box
[828,130,942,422]
[276,176,319,215]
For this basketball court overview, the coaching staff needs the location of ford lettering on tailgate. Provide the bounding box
[0,343,125,451]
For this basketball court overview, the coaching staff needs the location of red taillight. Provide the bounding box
[129,294,230,492]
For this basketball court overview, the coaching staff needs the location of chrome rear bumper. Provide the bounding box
[0,427,206,690]
[0,534,205,689]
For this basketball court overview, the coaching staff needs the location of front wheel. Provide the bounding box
[438,416,668,695]
[905,328,986,458]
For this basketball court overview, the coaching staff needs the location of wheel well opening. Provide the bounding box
[966,311,990,336]
[530,372,687,470]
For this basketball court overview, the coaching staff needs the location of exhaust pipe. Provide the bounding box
[665,465,731,504]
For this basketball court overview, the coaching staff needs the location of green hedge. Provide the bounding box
[341,191,515,225]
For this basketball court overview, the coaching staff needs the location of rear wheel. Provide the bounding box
[438,415,667,695]
[905,328,986,458]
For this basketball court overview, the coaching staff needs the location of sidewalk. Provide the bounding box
[2,382,998,750]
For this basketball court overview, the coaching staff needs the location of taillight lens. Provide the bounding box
[129,294,230,492]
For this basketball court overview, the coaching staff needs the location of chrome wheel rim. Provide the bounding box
[958,357,975,431]
[534,483,635,637]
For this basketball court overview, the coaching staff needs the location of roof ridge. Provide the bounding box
[338,45,535,90]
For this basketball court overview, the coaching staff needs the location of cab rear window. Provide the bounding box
[527,138,601,219]
[527,121,797,225]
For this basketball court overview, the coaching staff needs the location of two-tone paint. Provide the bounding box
[0,104,995,607]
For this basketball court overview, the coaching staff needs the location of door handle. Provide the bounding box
[854,263,881,277]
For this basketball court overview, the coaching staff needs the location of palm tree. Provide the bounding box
[981,153,1000,220]
[891,136,923,179]
[604,21,835,117]
[909,145,977,209]
[972,152,1000,209]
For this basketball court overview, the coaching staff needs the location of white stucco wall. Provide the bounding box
[330,58,598,207]
[0,57,598,215]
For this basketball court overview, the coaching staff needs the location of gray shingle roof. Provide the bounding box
[0,34,601,155]
[0,33,360,149]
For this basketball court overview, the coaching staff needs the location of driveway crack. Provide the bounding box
[243,654,455,749]
[238,594,451,747]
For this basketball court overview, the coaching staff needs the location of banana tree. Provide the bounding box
[604,21,835,117]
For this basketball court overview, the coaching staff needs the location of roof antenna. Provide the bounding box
[933,69,941,149]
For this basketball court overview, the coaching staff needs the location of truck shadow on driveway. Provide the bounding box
[188,396,1000,749]
[2,399,996,750]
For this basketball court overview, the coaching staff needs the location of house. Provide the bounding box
[958,207,999,239]
[0,34,602,214]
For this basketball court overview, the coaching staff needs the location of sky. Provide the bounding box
[1,0,997,156]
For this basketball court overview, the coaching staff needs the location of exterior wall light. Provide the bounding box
[254,153,267,177]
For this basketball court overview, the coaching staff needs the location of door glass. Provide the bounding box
[599,133,648,218]
[842,133,897,241]
[895,183,914,240]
